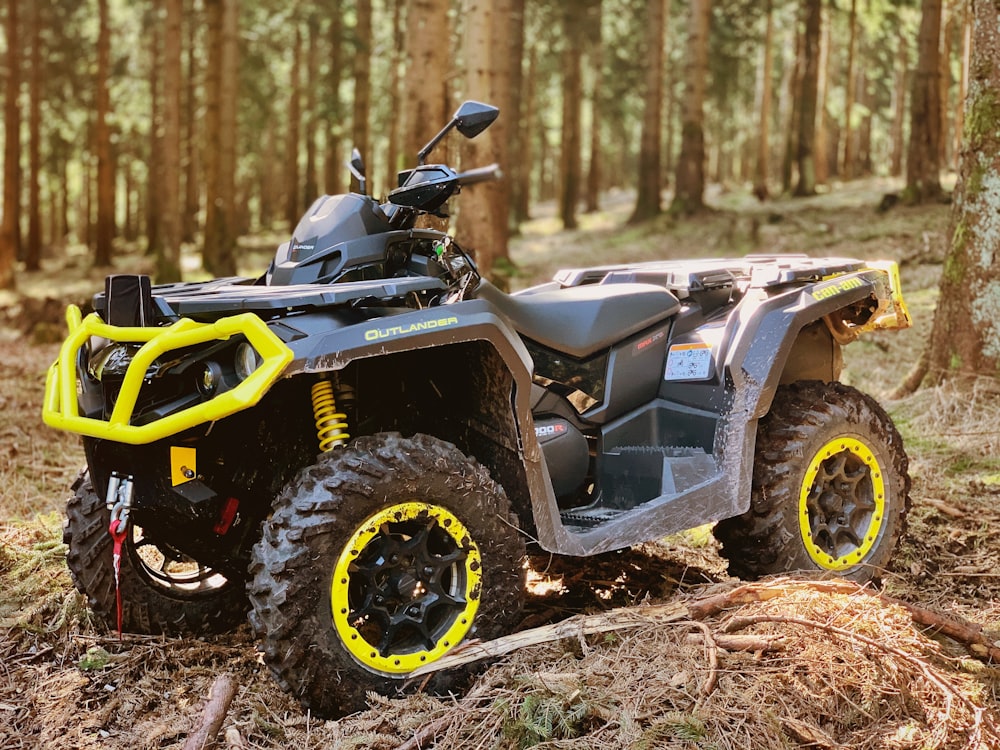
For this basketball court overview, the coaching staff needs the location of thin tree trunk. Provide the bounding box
[158,0,183,282]
[304,12,320,208]
[842,0,857,177]
[753,0,775,200]
[286,20,302,226]
[202,0,238,275]
[147,0,163,257]
[352,0,372,190]
[95,0,115,267]
[629,0,666,223]
[26,0,42,271]
[507,0,527,227]
[0,0,21,288]
[182,0,200,243]
[671,0,711,215]
[584,0,603,214]
[905,0,944,204]
[559,19,583,229]
[794,0,821,197]
[515,46,536,222]
[324,8,344,195]
[384,0,404,193]
[890,31,908,176]
[814,2,830,186]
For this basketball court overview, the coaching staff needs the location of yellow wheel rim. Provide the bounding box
[798,437,886,570]
[331,502,482,675]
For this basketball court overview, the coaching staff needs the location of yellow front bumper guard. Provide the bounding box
[42,305,294,445]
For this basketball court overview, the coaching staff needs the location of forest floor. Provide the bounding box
[5,177,1000,748]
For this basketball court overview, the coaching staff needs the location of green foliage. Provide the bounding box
[503,691,592,747]
[79,646,112,671]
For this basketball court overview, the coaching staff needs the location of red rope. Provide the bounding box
[108,520,128,640]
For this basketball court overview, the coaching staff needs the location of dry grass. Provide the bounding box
[6,181,1000,748]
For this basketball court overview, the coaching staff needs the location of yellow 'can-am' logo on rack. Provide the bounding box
[811,276,864,301]
[364,316,460,341]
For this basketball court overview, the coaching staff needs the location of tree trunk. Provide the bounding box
[558,11,583,230]
[507,0,527,227]
[25,0,42,271]
[456,0,512,280]
[285,20,302,226]
[515,46,536,222]
[629,0,666,223]
[182,0,200,243]
[753,0,775,200]
[202,0,238,276]
[324,8,344,195]
[925,0,1000,381]
[814,2,830,186]
[403,0,450,162]
[841,0,857,177]
[670,0,711,215]
[95,0,115,267]
[890,31,908,177]
[384,0,405,193]
[0,0,21,289]
[794,0,821,197]
[147,0,163,257]
[352,0,372,190]
[158,0,183,283]
[584,0,603,214]
[304,12,320,208]
[905,0,944,204]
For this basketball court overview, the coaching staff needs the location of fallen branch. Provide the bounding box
[182,673,238,750]
[408,600,688,677]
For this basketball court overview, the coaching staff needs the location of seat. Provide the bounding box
[477,280,680,358]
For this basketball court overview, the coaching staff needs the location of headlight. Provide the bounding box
[235,343,263,380]
[199,362,222,395]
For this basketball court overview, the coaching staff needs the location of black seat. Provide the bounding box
[477,280,680,358]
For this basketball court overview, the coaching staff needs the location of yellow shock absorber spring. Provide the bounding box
[311,378,350,451]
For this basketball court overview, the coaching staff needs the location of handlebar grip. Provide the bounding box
[457,164,503,185]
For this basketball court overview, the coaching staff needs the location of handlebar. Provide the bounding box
[457,164,503,186]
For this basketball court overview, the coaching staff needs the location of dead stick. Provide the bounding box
[183,673,238,750]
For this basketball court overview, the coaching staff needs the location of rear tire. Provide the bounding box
[248,432,526,718]
[63,472,249,635]
[714,381,910,582]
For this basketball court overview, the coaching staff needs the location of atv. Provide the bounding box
[44,100,912,717]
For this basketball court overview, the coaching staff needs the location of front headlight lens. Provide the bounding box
[235,343,262,380]
[87,343,140,382]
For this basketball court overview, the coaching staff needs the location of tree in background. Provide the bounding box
[793,0,821,197]
[25,0,42,272]
[352,0,372,190]
[628,0,666,223]
[558,3,583,230]
[905,0,944,204]
[752,0,775,201]
[94,0,114,268]
[403,0,449,162]
[922,0,1000,383]
[0,0,20,288]
[157,0,183,283]
[202,0,238,276]
[671,0,711,215]
[455,0,512,279]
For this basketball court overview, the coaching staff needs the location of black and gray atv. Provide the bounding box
[44,101,912,717]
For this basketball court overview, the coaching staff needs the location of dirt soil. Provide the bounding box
[5,179,1000,749]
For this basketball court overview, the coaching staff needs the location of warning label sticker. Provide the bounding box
[665,343,713,381]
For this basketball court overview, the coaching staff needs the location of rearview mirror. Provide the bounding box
[454,101,500,139]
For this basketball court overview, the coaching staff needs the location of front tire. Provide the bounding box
[714,381,910,582]
[248,433,526,718]
[63,472,249,635]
